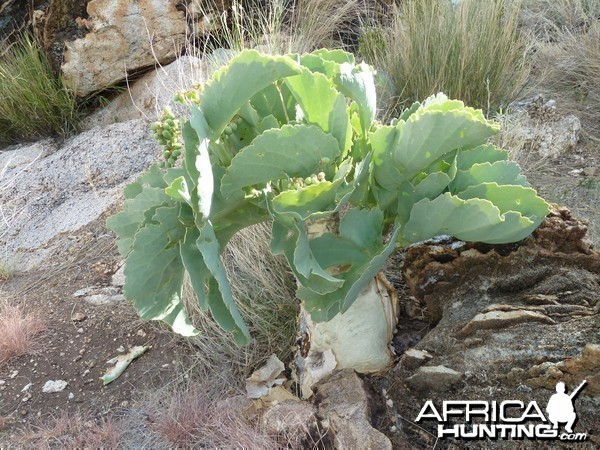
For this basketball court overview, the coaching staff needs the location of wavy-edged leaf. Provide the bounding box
[221,124,340,198]
[402,185,549,244]
[391,104,498,176]
[334,62,376,137]
[285,69,351,152]
[107,187,171,255]
[298,49,355,77]
[250,82,295,125]
[189,109,215,218]
[123,205,197,335]
[456,143,508,170]
[450,161,529,193]
[271,180,341,221]
[457,183,550,220]
[270,219,344,295]
[370,125,406,191]
[200,50,302,137]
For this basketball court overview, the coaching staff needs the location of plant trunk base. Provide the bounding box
[294,272,398,398]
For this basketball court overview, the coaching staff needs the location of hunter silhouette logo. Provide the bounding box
[546,380,587,434]
[415,379,589,441]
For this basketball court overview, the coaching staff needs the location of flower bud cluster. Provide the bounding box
[281,172,326,191]
[151,107,182,168]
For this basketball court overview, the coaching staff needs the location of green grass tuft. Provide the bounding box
[0,34,80,145]
[360,0,529,117]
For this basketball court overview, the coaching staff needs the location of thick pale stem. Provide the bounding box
[295,274,398,398]
[294,220,398,398]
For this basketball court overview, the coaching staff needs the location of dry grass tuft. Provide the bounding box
[521,0,600,40]
[194,0,369,55]
[181,223,297,393]
[150,386,279,449]
[0,300,46,366]
[532,21,600,137]
[361,0,529,116]
[17,412,124,449]
[492,110,551,173]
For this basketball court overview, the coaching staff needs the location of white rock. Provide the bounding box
[407,365,463,392]
[42,380,68,393]
[21,383,33,392]
[111,265,126,288]
[61,0,188,96]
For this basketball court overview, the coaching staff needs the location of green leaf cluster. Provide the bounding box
[107,50,550,343]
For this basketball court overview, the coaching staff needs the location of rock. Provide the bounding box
[42,380,68,393]
[246,354,286,399]
[502,95,581,159]
[74,286,125,305]
[71,312,87,322]
[216,395,258,421]
[400,348,433,370]
[526,344,600,396]
[61,0,187,96]
[0,119,158,271]
[407,365,463,392]
[81,56,209,129]
[458,308,555,337]
[111,265,125,287]
[379,211,599,448]
[261,401,318,449]
[318,370,392,450]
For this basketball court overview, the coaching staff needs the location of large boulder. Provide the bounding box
[81,55,208,129]
[61,0,187,97]
[376,209,599,448]
[0,119,158,271]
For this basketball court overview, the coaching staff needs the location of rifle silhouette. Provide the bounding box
[569,380,587,400]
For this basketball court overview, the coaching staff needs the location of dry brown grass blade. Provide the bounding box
[181,223,297,391]
[0,299,46,367]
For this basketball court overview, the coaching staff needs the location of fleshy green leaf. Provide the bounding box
[271,180,341,221]
[200,50,302,137]
[285,69,351,152]
[195,221,251,345]
[450,160,529,193]
[334,62,377,137]
[123,205,197,335]
[402,185,550,244]
[298,209,401,321]
[189,109,215,217]
[221,124,340,198]
[106,187,171,255]
[456,143,508,170]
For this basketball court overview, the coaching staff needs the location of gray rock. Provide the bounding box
[400,348,434,370]
[382,216,599,448]
[82,56,209,129]
[407,365,463,392]
[42,380,68,393]
[318,370,392,450]
[261,400,318,449]
[502,96,581,159]
[0,120,158,270]
[111,265,125,287]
